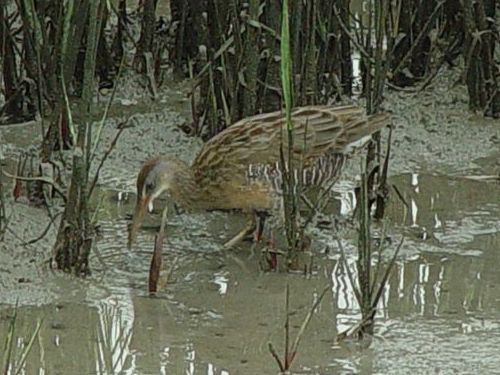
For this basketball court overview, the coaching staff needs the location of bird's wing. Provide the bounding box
[191,105,390,185]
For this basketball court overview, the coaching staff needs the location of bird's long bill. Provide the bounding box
[127,195,151,249]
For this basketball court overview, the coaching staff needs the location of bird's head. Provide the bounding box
[127,156,188,248]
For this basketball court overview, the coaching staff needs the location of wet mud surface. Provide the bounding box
[1,69,500,374]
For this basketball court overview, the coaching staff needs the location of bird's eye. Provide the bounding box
[145,181,155,192]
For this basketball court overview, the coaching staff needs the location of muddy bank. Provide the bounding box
[387,69,500,176]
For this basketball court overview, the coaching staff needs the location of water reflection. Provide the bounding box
[94,297,135,374]
[213,273,229,296]
[330,173,500,324]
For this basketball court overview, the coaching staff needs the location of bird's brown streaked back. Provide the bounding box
[127,105,391,248]
[192,105,389,177]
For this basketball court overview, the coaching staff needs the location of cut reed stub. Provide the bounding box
[148,206,169,294]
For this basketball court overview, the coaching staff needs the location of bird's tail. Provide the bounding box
[341,112,392,152]
[347,112,391,138]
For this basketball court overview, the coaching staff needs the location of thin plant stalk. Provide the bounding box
[279,0,300,267]
[89,38,128,196]
[59,0,77,143]
[268,284,329,372]
[337,167,404,340]
[0,161,6,241]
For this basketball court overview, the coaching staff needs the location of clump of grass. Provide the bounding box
[266,6,329,371]
[337,168,404,341]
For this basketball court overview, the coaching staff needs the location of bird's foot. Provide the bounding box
[223,219,256,250]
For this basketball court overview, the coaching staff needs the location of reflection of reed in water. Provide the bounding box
[1,305,41,374]
[95,300,134,373]
[369,174,500,318]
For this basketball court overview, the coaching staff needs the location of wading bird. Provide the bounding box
[127,105,390,248]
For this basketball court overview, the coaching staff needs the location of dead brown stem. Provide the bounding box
[2,170,67,203]
[148,206,169,294]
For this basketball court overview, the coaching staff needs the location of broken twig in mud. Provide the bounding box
[23,211,63,246]
[88,120,130,197]
[460,174,500,182]
[2,170,67,203]
[391,183,410,210]
[91,54,127,162]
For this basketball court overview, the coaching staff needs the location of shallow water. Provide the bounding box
[1,171,499,375]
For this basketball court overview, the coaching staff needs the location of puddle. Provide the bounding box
[1,172,499,374]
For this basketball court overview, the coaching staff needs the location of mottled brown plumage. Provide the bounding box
[127,105,391,247]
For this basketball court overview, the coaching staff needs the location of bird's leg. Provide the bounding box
[254,210,269,243]
[254,212,278,270]
[266,231,278,270]
[223,213,257,249]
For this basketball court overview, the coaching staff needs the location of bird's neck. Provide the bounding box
[170,165,206,209]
